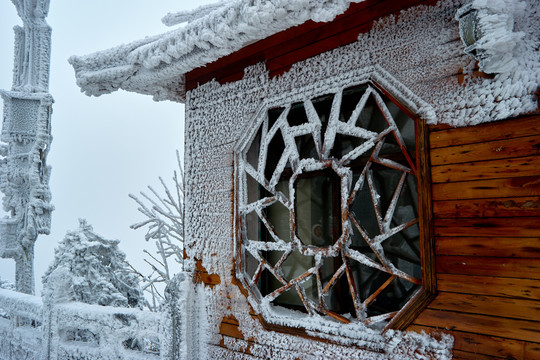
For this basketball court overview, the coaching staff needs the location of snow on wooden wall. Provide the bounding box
[182,0,539,358]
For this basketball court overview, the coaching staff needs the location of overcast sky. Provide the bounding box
[0,0,215,294]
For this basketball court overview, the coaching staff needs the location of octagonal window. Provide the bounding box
[236,81,433,333]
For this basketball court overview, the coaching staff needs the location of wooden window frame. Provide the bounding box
[234,76,436,338]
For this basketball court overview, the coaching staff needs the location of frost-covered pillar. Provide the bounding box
[0,0,54,295]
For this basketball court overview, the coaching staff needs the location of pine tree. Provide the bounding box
[42,219,143,308]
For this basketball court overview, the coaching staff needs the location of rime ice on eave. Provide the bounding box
[0,0,54,295]
[69,0,366,102]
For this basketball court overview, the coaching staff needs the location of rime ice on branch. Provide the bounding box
[0,0,54,295]
[130,150,184,312]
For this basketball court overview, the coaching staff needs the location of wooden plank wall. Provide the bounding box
[408,115,540,360]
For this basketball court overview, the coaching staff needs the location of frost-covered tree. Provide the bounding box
[42,219,143,308]
[130,150,184,311]
[0,276,15,291]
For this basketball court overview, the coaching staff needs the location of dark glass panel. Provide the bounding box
[295,133,318,160]
[275,180,290,203]
[350,174,379,239]
[393,175,418,226]
[382,232,421,278]
[334,133,368,159]
[271,251,315,310]
[349,222,381,265]
[366,277,420,317]
[272,286,306,312]
[383,98,416,151]
[268,107,285,131]
[319,256,356,316]
[260,267,283,297]
[246,124,262,170]
[312,94,334,142]
[264,200,290,242]
[295,169,341,247]
[349,259,391,303]
[287,102,309,127]
[312,94,334,124]
[370,167,406,221]
[355,95,389,134]
[265,132,286,180]
[263,250,286,268]
[245,170,259,205]
[245,210,260,242]
[245,250,260,281]
[341,85,368,123]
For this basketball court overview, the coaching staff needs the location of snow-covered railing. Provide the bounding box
[50,302,164,360]
[0,288,172,360]
[0,288,44,360]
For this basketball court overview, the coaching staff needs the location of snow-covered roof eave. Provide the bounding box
[69,0,365,103]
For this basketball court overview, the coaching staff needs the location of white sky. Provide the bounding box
[0,0,215,295]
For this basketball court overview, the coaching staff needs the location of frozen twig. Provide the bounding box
[129,151,184,312]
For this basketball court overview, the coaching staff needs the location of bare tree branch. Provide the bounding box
[129,150,184,312]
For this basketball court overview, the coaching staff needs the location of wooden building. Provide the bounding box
[71,0,540,359]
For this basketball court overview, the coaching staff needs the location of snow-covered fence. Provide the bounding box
[49,302,165,360]
[0,288,43,360]
[0,288,173,360]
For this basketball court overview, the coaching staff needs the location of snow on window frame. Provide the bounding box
[233,68,436,338]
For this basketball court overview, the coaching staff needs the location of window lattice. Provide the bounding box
[237,83,423,328]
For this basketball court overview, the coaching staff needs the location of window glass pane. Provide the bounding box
[335,133,367,159]
[367,277,420,317]
[355,95,389,133]
[341,85,368,122]
[312,94,334,129]
[276,251,314,308]
[295,134,318,160]
[350,177,380,239]
[268,107,285,130]
[264,199,290,242]
[246,124,262,169]
[384,99,416,151]
[295,169,340,247]
[287,102,309,127]
[265,131,285,180]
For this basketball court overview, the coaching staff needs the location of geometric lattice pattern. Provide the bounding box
[237,83,422,328]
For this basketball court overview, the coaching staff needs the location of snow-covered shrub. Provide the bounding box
[0,277,15,291]
[0,277,15,319]
[130,150,184,311]
[42,219,144,308]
